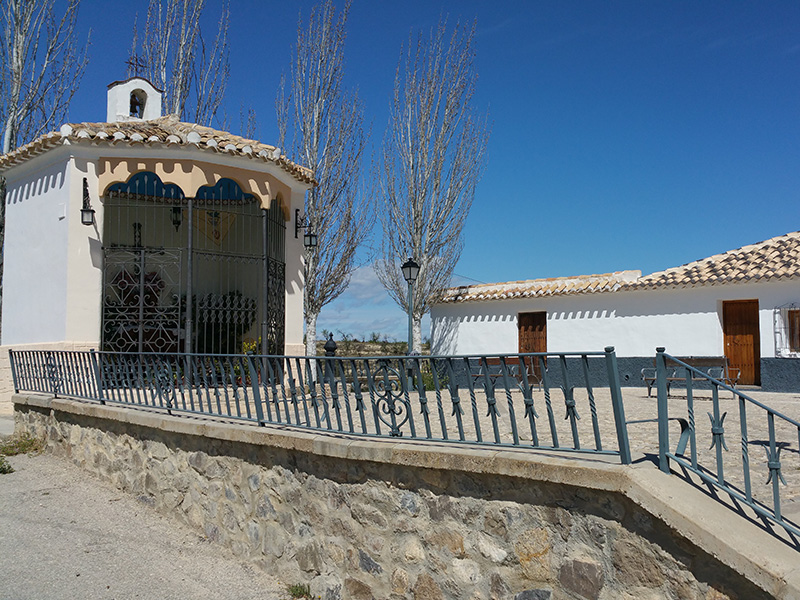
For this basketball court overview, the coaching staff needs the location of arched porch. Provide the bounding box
[101,171,286,355]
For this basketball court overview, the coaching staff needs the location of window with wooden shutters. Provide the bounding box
[774,304,800,357]
[790,309,800,352]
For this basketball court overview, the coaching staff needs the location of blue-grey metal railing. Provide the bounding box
[8,347,632,464]
[655,347,800,541]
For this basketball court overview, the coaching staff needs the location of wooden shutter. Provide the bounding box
[789,309,800,352]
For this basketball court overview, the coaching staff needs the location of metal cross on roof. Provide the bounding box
[125,54,148,78]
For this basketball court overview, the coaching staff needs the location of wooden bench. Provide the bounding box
[641,356,740,397]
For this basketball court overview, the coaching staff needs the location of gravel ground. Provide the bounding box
[0,453,287,600]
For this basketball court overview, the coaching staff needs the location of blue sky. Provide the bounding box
[67,1,800,341]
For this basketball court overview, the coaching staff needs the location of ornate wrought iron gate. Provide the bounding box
[101,172,285,355]
[102,248,182,353]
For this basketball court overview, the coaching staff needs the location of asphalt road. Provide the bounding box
[0,452,286,600]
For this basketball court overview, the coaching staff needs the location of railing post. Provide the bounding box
[604,346,631,464]
[8,349,19,394]
[46,350,59,398]
[656,347,670,473]
[89,349,105,404]
[246,353,265,426]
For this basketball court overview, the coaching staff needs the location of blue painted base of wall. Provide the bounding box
[436,356,798,393]
[761,358,800,393]
[615,357,800,393]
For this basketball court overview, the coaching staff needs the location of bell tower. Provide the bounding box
[106,77,163,122]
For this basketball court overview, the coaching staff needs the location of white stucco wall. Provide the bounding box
[106,78,163,122]
[2,155,72,345]
[283,186,306,355]
[431,279,800,358]
[64,156,104,343]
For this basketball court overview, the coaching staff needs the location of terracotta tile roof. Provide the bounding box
[439,231,800,304]
[0,115,314,184]
[627,231,800,290]
[440,271,641,303]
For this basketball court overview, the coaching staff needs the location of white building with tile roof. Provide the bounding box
[431,232,800,391]
[0,78,314,398]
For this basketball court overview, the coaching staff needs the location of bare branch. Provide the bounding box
[132,0,228,126]
[238,102,257,139]
[192,0,228,125]
[375,18,490,352]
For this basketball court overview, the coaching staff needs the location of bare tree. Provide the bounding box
[277,0,370,357]
[129,0,229,126]
[1,0,89,154]
[375,19,489,353]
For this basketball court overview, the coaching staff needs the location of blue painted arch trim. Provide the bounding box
[195,178,257,202]
[106,171,186,200]
[105,172,263,204]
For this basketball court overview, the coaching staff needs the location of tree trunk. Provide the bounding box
[2,112,16,155]
[305,311,318,357]
[412,317,422,354]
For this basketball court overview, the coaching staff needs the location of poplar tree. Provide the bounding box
[376,19,490,353]
[277,0,370,356]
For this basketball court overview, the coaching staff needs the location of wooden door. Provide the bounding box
[518,312,547,354]
[518,312,547,381]
[723,300,761,385]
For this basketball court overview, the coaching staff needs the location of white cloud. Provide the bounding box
[315,263,431,342]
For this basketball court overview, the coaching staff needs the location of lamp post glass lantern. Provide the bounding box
[303,231,318,249]
[295,208,317,249]
[401,257,419,353]
[81,177,95,226]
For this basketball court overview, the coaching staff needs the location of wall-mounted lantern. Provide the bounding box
[81,178,95,226]
[295,208,318,249]
[171,206,182,231]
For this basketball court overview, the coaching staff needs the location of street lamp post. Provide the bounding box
[401,257,420,354]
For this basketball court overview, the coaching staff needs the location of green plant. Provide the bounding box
[419,364,449,391]
[242,337,260,354]
[286,583,313,599]
[0,433,45,474]
[0,433,44,457]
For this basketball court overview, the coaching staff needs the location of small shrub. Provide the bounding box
[286,583,312,599]
[0,456,13,474]
[0,433,45,457]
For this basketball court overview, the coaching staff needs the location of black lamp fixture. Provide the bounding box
[401,257,420,284]
[81,177,95,226]
[401,257,420,353]
[295,208,318,249]
[171,205,183,231]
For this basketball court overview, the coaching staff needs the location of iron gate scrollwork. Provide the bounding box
[372,360,411,436]
[266,259,285,355]
[102,248,182,353]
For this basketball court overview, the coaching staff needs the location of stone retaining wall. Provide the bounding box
[13,394,800,600]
